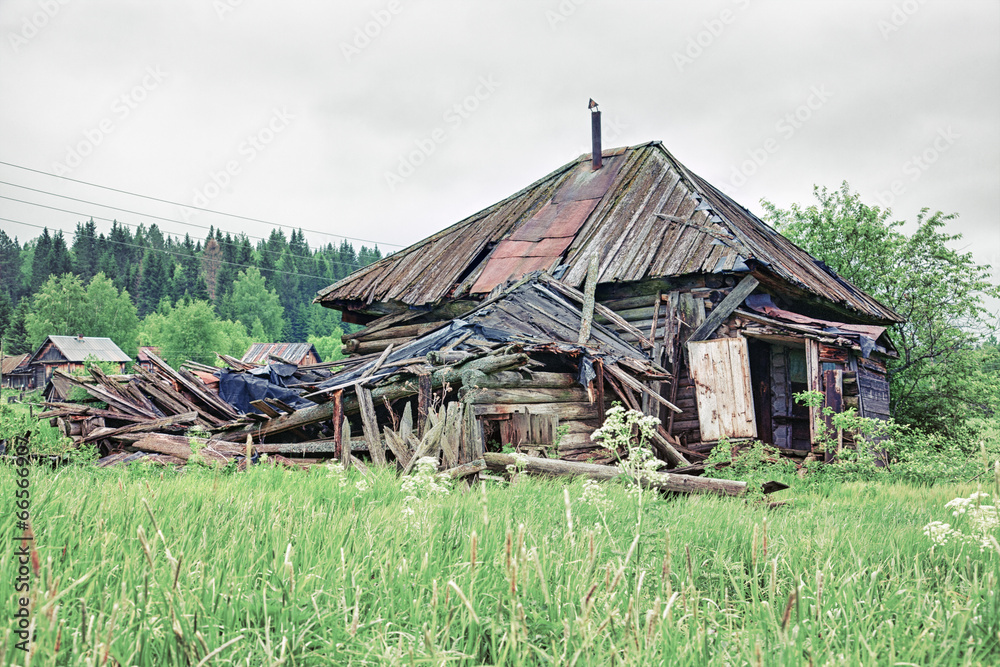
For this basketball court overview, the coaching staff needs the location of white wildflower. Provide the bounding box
[355,478,370,493]
[580,479,611,511]
[923,521,954,545]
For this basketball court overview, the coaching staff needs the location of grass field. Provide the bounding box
[1,459,998,666]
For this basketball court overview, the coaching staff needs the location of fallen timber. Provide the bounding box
[217,353,530,442]
[483,452,756,497]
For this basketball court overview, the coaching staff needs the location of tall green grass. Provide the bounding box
[1,462,998,665]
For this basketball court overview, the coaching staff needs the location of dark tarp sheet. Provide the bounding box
[218,369,315,415]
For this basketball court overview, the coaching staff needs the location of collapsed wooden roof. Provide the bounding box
[315,142,902,324]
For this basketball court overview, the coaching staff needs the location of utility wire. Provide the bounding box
[0,159,405,248]
[0,179,333,261]
[0,194,378,273]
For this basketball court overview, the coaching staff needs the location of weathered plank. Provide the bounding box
[471,401,599,420]
[81,411,199,444]
[687,337,756,441]
[222,354,529,442]
[687,275,759,342]
[356,386,386,465]
[483,452,753,497]
[464,387,590,405]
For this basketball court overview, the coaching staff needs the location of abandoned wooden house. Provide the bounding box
[313,119,902,465]
[242,342,322,366]
[1,354,31,391]
[24,335,131,392]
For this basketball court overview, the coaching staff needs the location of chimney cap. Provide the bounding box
[588,98,599,111]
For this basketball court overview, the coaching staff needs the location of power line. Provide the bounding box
[0,159,405,248]
[0,179,320,259]
[0,191,377,272]
[0,215,349,283]
[0,194,379,274]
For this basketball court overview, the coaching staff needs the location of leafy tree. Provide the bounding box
[25,273,89,348]
[308,328,345,364]
[138,299,250,368]
[25,272,139,356]
[84,273,139,357]
[225,267,284,342]
[762,183,1000,435]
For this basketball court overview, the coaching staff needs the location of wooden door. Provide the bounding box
[687,337,757,442]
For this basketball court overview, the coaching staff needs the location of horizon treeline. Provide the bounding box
[0,220,383,357]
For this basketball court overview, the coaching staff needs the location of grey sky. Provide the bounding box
[1,0,997,314]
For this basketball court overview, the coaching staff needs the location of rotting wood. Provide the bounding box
[356,386,386,465]
[443,459,485,479]
[806,337,821,447]
[129,434,241,463]
[249,400,281,418]
[483,452,758,497]
[341,416,352,468]
[254,441,340,454]
[464,387,589,405]
[221,353,529,442]
[81,411,198,444]
[417,373,432,438]
[687,337,757,442]
[687,275,760,343]
[361,344,394,380]
[603,364,681,413]
[383,425,412,468]
[441,402,462,468]
[578,254,600,344]
[332,390,343,461]
[822,369,844,461]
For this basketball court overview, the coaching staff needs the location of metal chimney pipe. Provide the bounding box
[590,100,602,170]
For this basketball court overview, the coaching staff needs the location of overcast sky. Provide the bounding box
[1,0,997,314]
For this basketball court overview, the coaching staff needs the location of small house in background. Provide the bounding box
[24,335,131,390]
[1,354,31,390]
[241,342,322,366]
[136,346,162,372]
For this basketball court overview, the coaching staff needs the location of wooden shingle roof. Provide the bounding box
[316,142,902,324]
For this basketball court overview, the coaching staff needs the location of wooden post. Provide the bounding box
[822,369,843,462]
[341,416,352,469]
[332,390,343,461]
[417,373,432,438]
[577,254,600,344]
[805,338,821,449]
[483,452,755,497]
[356,386,386,465]
[593,358,605,425]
